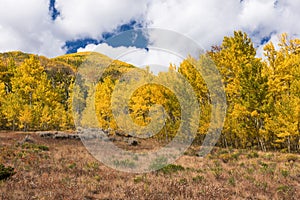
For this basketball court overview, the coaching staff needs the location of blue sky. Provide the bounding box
[0,0,300,60]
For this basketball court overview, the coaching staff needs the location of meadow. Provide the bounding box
[0,131,299,199]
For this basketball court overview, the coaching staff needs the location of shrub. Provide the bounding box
[281,169,290,178]
[133,175,144,184]
[149,156,168,171]
[178,178,188,184]
[68,163,76,169]
[277,185,292,193]
[159,164,185,174]
[192,175,204,183]
[231,152,240,160]
[285,154,298,163]
[264,153,274,160]
[247,151,259,159]
[0,164,15,180]
[211,161,223,179]
[113,159,136,169]
[219,150,229,155]
[21,143,49,151]
[219,153,231,163]
[228,176,235,186]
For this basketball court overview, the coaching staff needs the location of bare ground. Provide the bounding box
[0,131,299,200]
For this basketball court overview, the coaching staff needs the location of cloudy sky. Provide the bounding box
[0,0,300,66]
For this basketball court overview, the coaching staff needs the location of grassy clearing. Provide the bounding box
[0,132,299,199]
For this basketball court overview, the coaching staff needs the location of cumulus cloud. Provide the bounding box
[146,0,242,49]
[0,0,300,59]
[78,43,182,74]
[145,0,300,49]
[0,0,149,57]
[54,0,149,39]
[0,0,63,56]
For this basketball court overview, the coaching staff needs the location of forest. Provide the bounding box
[0,31,299,153]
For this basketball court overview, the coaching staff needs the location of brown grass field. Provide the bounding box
[0,131,299,200]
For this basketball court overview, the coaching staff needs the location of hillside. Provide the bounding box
[0,51,136,132]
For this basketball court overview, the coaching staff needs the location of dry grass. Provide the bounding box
[0,131,299,200]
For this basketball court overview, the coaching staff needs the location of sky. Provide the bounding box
[0,0,300,68]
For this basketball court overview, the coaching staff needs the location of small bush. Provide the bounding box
[247,151,259,159]
[231,152,240,160]
[0,164,15,180]
[149,156,168,171]
[113,159,136,169]
[68,163,76,169]
[37,145,49,151]
[285,154,298,162]
[133,175,144,184]
[86,162,99,170]
[219,153,231,163]
[192,175,204,183]
[178,178,188,184]
[260,162,268,168]
[281,169,290,178]
[228,176,235,186]
[264,153,274,160]
[21,143,49,151]
[219,150,229,155]
[211,161,223,179]
[94,175,101,182]
[277,185,292,193]
[256,181,268,191]
[159,164,185,174]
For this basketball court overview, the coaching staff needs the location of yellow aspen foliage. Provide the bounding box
[1,56,70,131]
[263,33,300,152]
[19,105,33,131]
[95,77,117,130]
[209,31,268,149]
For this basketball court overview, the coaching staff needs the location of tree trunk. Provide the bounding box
[12,119,15,131]
[259,137,266,152]
[287,136,291,153]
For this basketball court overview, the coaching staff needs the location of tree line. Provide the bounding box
[0,31,299,152]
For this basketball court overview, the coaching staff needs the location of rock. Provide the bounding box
[123,138,129,143]
[18,135,35,145]
[128,138,138,146]
[53,134,68,139]
[53,134,80,140]
[38,131,80,140]
[80,134,97,140]
[38,132,55,138]
[78,128,107,140]
[70,134,80,140]
[115,130,125,136]
[102,137,110,142]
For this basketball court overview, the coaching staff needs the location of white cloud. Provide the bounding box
[0,0,300,59]
[78,43,182,74]
[54,0,149,39]
[146,0,242,49]
[239,0,277,31]
[0,0,149,57]
[0,0,60,56]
